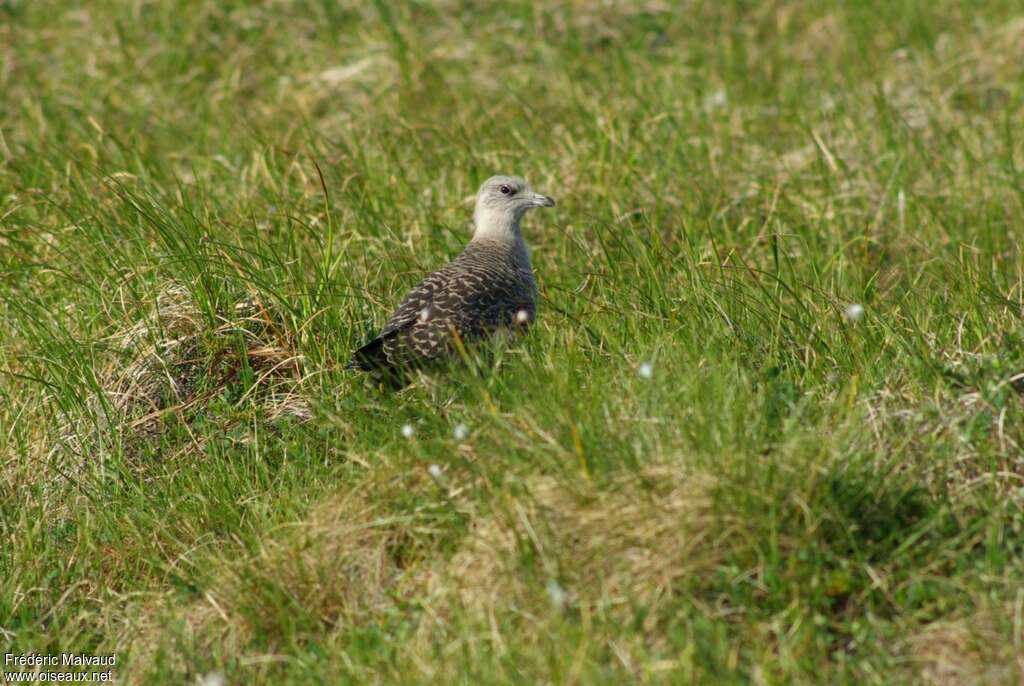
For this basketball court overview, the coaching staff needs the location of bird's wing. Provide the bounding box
[379,265,458,337]
[352,255,533,369]
[447,271,533,336]
[347,267,457,372]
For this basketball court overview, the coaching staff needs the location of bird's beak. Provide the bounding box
[530,193,555,208]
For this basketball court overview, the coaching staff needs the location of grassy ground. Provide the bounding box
[2,0,1024,683]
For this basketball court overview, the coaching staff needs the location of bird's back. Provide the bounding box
[349,238,536,371]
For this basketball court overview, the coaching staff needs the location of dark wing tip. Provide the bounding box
[347,337,388,371]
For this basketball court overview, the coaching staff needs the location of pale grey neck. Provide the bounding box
[472,206,522,244]
[470,215,532,268]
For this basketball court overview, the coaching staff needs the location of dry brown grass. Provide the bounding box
[909,608,1024,685]
[119,461,722,680]
[9,282,314,532]
[420,464,721,646]
[63,283,309,462]
[197,493,399,638]
[123,489,408,683]
[106,284,306,422]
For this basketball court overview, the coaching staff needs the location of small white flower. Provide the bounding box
[453,423,470,440]
[196,673,225,686]
[515,309,530,324]
[427,463,446,486]
[401,423,416,439]
[546,579,568,610]
[705,88,728,110]
[419,306,431,322]
[844,304,865,322]
[637,361,654,379]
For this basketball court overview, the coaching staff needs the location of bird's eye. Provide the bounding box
[499,185,512,195]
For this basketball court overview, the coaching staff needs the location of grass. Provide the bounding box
[2,0,1024,683]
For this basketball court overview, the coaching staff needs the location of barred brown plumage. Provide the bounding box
[348,175,555,376]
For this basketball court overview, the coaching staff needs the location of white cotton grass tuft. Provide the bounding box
[453,422,470,441]
[637,361,654,379]
[546,579,568,610]
[427,463,446,487]
[844,304,865,322]
[705,88,728,110]
[401,423,416,439]
[196,673,225,686]
[515,309,530,324]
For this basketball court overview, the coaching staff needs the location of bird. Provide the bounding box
[348,175,555,379]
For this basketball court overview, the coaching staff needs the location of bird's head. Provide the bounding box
[472,175,554,242]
